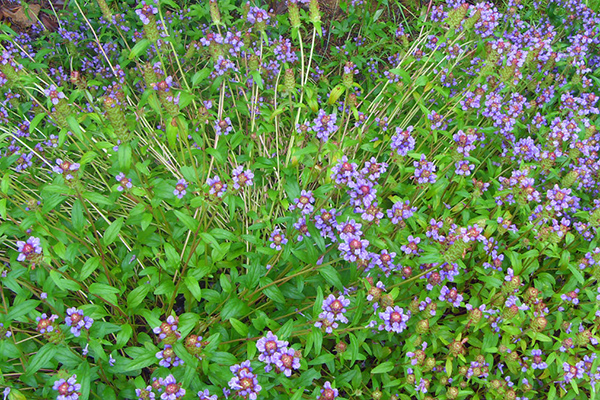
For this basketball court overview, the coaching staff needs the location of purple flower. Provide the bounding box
[361,157,388,182]
[390,126,416,156]
[65,307,94,337]
[135,386,156,400]
[320,294,350,324]
[412,155,437,184]
[387,200,416,224]
[246,6,270,25]
[135,2,158,25]
[378,306,410,333]
[173,179,188,199]
[44,84,66,105]
[330,156,359,186]
[256,331,288,368]
[401,235,421,256]
[109,354,116,366]
[229,361,261,400]
[53,159,80,180]
[207,175,227,197]
[531,349,547,370]
[159,374,186,400]
[318,381,338,400]
[269,228,288,251]
[273,347,300,376]
[116,172,132,191]
[338,233,369,262]
[311,110,339,142]
[293,216,310,241]
[315,208,339,242]
[214,117,233,136]
[289,190,315,215]
[53,374,81,400]
[197,389,217,400]
[455,160,475,176]
[156,344,184,368]
[153,315,181,342]
[439,286,463,307]
[16,236,42,262]
[232,166,254,190]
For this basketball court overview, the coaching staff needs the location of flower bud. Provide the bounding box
[447,387,459,399]
[343,62,355,89]
[531,316,547,332]
[381,294,394,308]
[446,3,468,31]
[424,357,436,371]
[209,0,221,25]
[372,390,382,400]
[284,68,295,93]
[288,0,301,28]
[416,319,429,334]
[309,0,321,25]
[449,338,467,357]
[335,341,347,353]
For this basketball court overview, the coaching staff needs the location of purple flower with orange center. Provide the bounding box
[531,349,547,370]
[269,228,288,251]
[115,172,132,191]
[173,179,188,199]
[256,331,288,371]
[401,235,421,256]
[53,158,80,180]
[317,381,338,400]
[44,84,66,105]
[232,166,254,190]
[289,190,315,215]
[65,307,94,337]
[159,374,186,400]
[207,175,227,197]
[229,361,262,400]
[35,313,58,334]
[273,347,300,376]
[378,306,410,333]
[53,374,81,400]
[156,344,184,368]
[320,294,350,324]
[338,233,369,262]
[16,236,42,262]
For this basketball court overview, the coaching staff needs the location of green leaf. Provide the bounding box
[103,217,123,246]
[230,318,249,337]
[118,143,132,172]
[71,199,85,232]
[29,112,46,133]
[115,324,133,349]
[50,270,81,292]
[567,263,585,285]
[314,286,324,317]
[318,265,343,290]
[278,319,295,340]
[371,361,394,374]
[67,115,83,138]
[129,39,151,59]
[8,300,40,321]
[221,298,250,320]
[122,348,157,371]
[23,343,56,378]
[79,257,101,281]
[259,277,286,304]
[185,276,202,301]
[90,283,120,304]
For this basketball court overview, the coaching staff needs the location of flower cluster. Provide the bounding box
[65,307,94,337]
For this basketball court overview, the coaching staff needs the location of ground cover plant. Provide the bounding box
[0,0,600,398]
